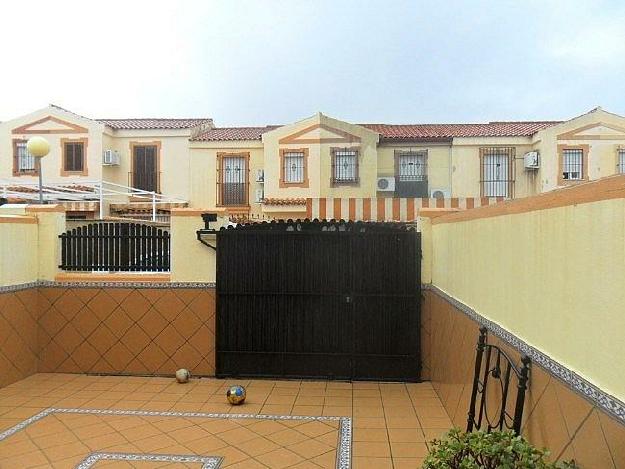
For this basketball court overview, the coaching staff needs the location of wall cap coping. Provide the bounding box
[432,174,625,224]
[54,273,171,283]
[170,208,225,217]
[0,214,37,224]
[25,204,66,213]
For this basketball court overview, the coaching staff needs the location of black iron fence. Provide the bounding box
[59,222,170,272]
[467,327,531,435]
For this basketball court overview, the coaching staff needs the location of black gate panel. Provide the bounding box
[216,220,421,381]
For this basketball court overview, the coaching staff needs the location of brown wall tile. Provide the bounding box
[35,287,216,377]
[0,290,40,388]
[422,289,625,468]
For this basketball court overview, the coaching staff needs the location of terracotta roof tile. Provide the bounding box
[192,126,281,141]
[191,121,561,142]
[361,121,561,139]
[98,118,213,130]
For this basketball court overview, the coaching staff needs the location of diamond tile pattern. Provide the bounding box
[0,290,40,388]
[0,287,216,387]
[423,289,625,468]
[38,288,216,376]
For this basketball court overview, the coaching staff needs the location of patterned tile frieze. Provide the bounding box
[424,284,625,426]
[0,408,352,469]
[0,281,39,294]
[1,281,216,292]
[39,280,216,289]
[75,452,223,469]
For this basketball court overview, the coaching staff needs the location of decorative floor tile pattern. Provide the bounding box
[75,451,222,468]
[0,374,451,468]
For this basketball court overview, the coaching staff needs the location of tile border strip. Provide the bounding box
[0,408,351,469]
[0,281,39,293]
[75,452,223,469]
[424,284,625,426]
[0,281,216,292]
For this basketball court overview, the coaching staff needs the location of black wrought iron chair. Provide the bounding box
[466,327,531,435]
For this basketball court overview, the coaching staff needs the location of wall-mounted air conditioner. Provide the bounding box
[524,151,540,169]
[102,150,120,165]
[430,189,451,199]
[377,177,395,192]
[254,188,264,203]
[256,169,265,183]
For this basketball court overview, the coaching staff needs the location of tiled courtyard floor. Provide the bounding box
[0,374,453,468]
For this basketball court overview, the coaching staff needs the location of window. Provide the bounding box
[480,147,515,197]
[397,151,427,181]
[13,140,36,175]
[62,140,86,174]
[280,148,308,187]
[332,148,358,184]
[218,153,249,206]
[562,149,583,180]
[618,149,625,174]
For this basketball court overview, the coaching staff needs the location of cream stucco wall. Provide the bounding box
[430,181,625,401]
[262,113,380,200]
[170,210,229,282]
[0,215,38,286]
[377,144,452,196]
[103,129,194,200]
[189,141,265,216]
[450,137,537,198]
[0,107,105,184]
[533,108,625,192]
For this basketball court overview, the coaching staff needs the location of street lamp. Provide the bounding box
[26,137,50,204]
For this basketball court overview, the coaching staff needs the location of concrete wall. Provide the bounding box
[429,175,625,403]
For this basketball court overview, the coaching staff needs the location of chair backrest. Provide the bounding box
[467,327,531,434]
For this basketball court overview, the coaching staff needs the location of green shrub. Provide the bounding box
[422,428,577,469]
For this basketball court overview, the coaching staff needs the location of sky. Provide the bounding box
[1,0,625,126]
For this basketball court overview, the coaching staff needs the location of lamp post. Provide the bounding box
[26,137,50,204]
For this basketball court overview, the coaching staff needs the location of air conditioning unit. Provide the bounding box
[524,151,540,169]
[254,188,264,204]
[377,177,395,192]
[102,150,120,165]
[256,169,265,183]
[430,189,451,199]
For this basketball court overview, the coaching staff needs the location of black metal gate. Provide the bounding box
[216,220,421,381]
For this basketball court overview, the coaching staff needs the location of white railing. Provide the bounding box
[0,179,186,222]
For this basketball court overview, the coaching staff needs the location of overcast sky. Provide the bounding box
[1,0,624,126]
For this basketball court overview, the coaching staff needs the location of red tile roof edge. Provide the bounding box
[192,121,563,141]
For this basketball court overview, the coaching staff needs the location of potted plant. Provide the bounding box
[422,428,577,468]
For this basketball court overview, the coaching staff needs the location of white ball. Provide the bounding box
[175,368,190,383]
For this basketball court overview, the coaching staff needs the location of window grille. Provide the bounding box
[397,151,427,181]
[562,149,583,180]
[480,147,515,198]
[64,142,84,172]
[15,142,36,172]
[332,148,358,183]
[618,149,625,174]
[283,151,305,183]
[220,156,248,206]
